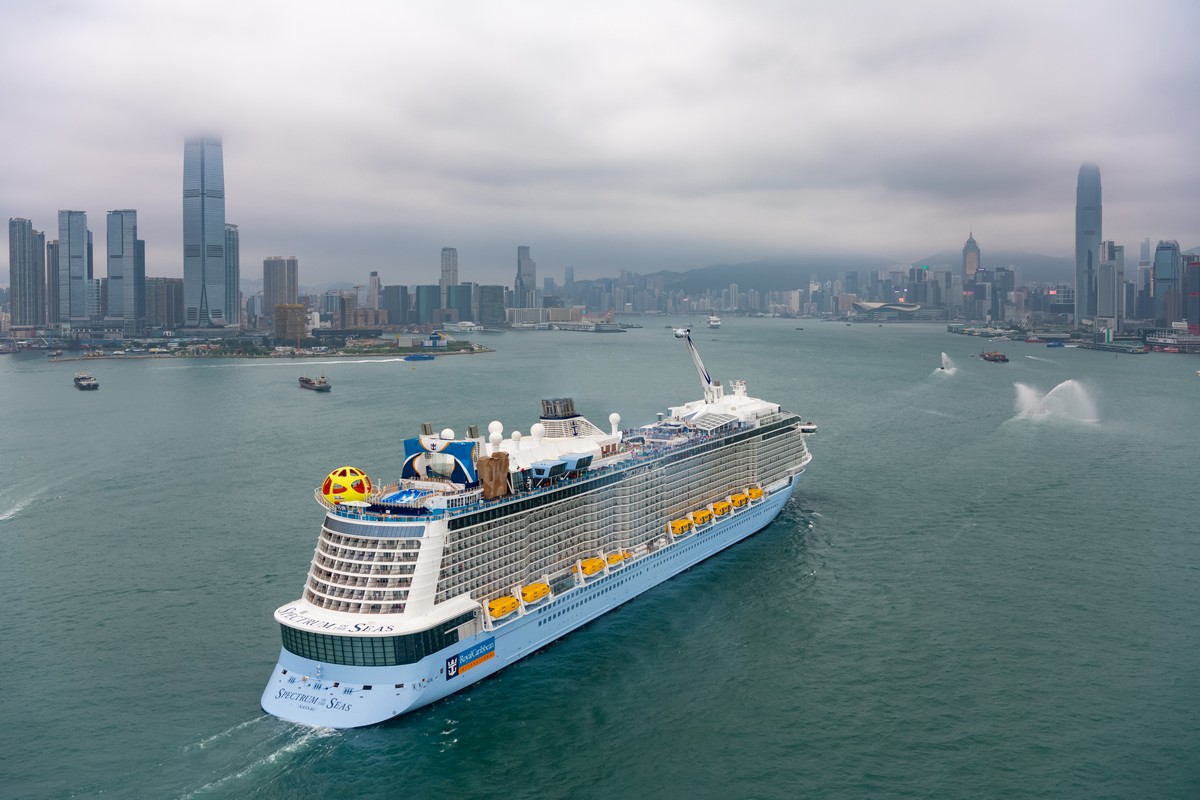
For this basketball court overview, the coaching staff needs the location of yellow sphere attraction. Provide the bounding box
[321,466,373,504]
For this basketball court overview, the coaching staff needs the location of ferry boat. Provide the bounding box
[980,350,1009,363]
[299,375,332,392]
[73,372,99,390]
[707,315,722,329]
[404,353,435,362]
[261,329,814,728]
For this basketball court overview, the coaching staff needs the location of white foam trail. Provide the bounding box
[177,725,338,799]
[1025,355,1052,362]
[182,716,270,752]
[0,492,39,521]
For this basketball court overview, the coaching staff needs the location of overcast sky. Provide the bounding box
[2,0,1197,287]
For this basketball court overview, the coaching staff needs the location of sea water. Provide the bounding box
[1,321,1197,799]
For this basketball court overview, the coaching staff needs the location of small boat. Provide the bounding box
[47,349,63,357]
[488,596,519,619]
[712,500,732,516]
[404,353,435,362]
[605,551,632,566]
[1046,341,1065,348]
[691,508,713,527]
[747,487,764,502]
[74,372,99,390]
[669,518,693,536]
[299,375,332,392]
[980,351,1009,363]
[520,583,550,604]
[730,493,749,508]
[1024,337,1047,344]
[576,557,605,577]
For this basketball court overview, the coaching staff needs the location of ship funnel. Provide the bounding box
[467,424,479,439]
[421,422,434,435]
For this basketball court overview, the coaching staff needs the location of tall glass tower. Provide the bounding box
[440,247,458,308]
[514,245,537,308]
[58,210,91,324]
[225,223,240,328]
[1152,240,1181,326]
[183,137,227,327]
[1075,163,1102,323]
[8,218,46,327]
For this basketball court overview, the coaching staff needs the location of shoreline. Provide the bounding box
[40,346,494,363]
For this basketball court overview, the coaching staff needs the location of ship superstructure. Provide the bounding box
[262,330,814,728]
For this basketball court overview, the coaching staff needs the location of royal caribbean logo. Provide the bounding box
[446,637,495,680]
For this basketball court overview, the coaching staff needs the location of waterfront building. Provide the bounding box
[366,271,381,310]
[962,233,980,319]
[145,277,184,329]
[1097,241,1124,330]
[8,218,45,327]
[414,284,440,324]
[225,224,240,328]
[1075,163,1102,323]
[478,284,505,325]
[57,210,92,324]
[1185,255,1200,335]
[440,248,458,308]
[182,136,228,327]
[262,256,299,328]
[105,210,145,335]
[46,240,59,324]
[382,285,409,326]
[274,303,307,344]
[446,283,474,323]
[1152,240,1182,327]
[514,245,537,308]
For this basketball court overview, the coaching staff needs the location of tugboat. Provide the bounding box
[299,375,332,392]
[980,351,1009,363]
[74,371,99,390]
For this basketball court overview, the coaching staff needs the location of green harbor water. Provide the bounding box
[1,320,1197,799]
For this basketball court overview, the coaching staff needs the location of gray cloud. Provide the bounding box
[2,0,1198,288]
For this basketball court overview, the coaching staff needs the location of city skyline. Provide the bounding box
[1,2,1198,286]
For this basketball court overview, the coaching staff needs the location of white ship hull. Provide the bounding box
[261,477,796,728]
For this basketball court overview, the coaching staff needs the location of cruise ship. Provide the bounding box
[261,330,814,728]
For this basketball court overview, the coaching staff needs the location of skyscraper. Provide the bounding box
[962,233,980,319]
[58,210,91,323]
[366,271,381,310]
[8,218,45,327]
[46,240,59,324]
[1152,240,1181,326]
[1097,240,1123,328]
[1184,255,1200,335]
[183,137,227,327]
[1075,163,1102,322]
[382,285,409,326]
[440,248,458,308]
[263,256,299,327]
[105,209,145,333]
[225,224,240,328]
[514,245,537,308]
